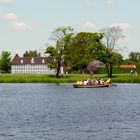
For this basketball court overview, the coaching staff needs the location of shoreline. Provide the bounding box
[0,74,139,83]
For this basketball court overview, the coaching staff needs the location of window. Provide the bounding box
[42,59,45,63]
[31,58,34,64]
[21,59,23,64]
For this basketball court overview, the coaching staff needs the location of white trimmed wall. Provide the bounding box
[11,64,56,74]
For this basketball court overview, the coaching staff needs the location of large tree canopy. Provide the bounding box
[67,32,103,72]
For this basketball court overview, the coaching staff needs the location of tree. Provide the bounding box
[67,32,103,72]
[91,46,123,77]
[45,26,74,77]
[128,52,140,62]
[0,51,11,73]
[128,52,140,73]
[23,50,41,57]
[98,26,125,77]
[45,45,58,70]
[87,60,104,75]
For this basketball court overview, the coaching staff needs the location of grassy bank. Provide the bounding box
[0,73,140,83]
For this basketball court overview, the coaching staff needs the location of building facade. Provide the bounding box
[11,54,56,74]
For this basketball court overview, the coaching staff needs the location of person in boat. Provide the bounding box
[97,79,102,85]
[91,79,96,85]
[88,79,98,85]
[104,79,110,84]
[83,79,88,85]
[100,79,104,85]
[90,79,98,85]
[87,78,92,85]
[98,80,100,84]
[76,80,83,85]
[76,78,109,86]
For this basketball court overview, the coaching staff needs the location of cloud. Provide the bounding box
[0,12,32,31]
[0,0,14,4]
[0,12,18,20]
[85,0,113,6]
[82,22,96,30]
[110,23,131,30]
[85,0,92,5]
[107,0,113,5]
[10,21,32,30]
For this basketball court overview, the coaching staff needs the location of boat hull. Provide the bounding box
[73,84,110,88]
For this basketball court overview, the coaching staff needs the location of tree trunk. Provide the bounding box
[105,63,110,77]
[105,63,113,77]
[109,65,113,77]
[56,59,61,78]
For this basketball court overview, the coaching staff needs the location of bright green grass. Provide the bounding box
[0,73,139,83]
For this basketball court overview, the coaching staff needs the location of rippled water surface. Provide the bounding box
[0,83,140,140]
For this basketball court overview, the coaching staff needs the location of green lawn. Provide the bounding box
[0,73,139,83]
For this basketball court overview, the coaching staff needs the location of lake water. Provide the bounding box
[0,83,140,140]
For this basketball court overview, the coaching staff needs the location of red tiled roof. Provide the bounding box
[12,54,49,65]
[118,64,136,68]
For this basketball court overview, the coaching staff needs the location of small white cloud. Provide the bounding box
[110,23,131,30]
[11,21,32,30]
[85,0,92,5]
[107,0,113,5]
[82,22,96,30]
[0,0,14,4]
[0,12,17,20]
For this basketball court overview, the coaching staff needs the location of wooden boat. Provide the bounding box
[73,83,110,88]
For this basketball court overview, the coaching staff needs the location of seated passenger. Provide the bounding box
[87,79,92,85]
[83,80,88,85]
[105,79,110,84]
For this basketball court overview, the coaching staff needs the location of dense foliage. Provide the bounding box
[23,50,41,57]
[0,51,11,73]
[67,32,103,72]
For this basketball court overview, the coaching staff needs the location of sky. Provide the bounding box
[0,0,139,58]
